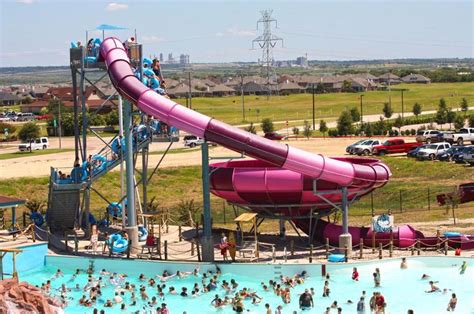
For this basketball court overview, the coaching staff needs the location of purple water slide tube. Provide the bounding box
[101,37,391,186]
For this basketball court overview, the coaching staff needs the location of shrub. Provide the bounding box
[0,122,16,134]
[410,129,416,136]
[292,127,299,135]
[260,118,274,134]
[328,129,338,137]
[336,111,354,136]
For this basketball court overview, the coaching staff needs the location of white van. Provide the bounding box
[18,137,49,151]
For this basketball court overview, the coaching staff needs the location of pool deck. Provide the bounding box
[1,224,472,265]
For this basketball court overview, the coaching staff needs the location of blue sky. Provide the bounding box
[0,0,472,67]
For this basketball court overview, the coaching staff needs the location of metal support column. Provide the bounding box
[80,56,87,162]
[71,68,79,162]
[142,144,148,227]
[339,187,352,254]
[124,100,139,252]
[201,142,214,262]
[118,95,126,227]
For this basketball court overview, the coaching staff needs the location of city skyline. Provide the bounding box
[1,0,473,67]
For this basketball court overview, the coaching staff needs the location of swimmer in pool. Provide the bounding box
[425,281,440,293]
[400,257,407,269]
[459,261,467,274]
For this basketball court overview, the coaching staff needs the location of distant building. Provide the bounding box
[179,54,190,65]
[159,53,164,62]
[167,53,175,64]
[0,92,22,106]
[296,56,308,68]
[377,73,401,85]
[400,73,431,84]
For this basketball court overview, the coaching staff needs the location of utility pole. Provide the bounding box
[187,70,192,109]
[360,94,364,125]
[252,10,283,99]
[401,89,405,121]
[57,98,62,150]
[312,83,315,130]
[240,73,245,122]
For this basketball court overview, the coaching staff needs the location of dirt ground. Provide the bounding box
[0,136,373,178]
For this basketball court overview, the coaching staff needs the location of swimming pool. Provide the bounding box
[19,253,474,313]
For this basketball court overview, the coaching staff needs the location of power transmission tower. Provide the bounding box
[252,9,283,98]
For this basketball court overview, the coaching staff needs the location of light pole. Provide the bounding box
[240,73,245,122]
[360,94,364,125]
[312,83,316,130]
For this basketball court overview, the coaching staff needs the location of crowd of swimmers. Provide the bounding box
[34,257,468,313]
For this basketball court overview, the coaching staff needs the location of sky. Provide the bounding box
[0,0,473,67]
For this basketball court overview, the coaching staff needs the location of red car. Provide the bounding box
[264,132,286,140]
[372,138,422,156]
[437,182,474,206]
[37,114,53,120]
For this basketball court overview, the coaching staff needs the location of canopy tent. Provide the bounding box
[87,24,130,41]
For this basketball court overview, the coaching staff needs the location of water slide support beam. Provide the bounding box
[201,141,214,262]
[339,186,352,255]
[124,99,139,252]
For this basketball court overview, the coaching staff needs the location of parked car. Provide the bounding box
[452,128,474,145]
[440,131,455,144]
[36,114,53,121]
[416,130,440,143]
[437,146,466,162]
[346,139,367,155]
[0,114,10,122]
[16,113,36,121]
[354,139,382,156]
[437,182,474,206]
[416,142,451,160]
[18,137,49,152]
[407,145,427,158]
[264,132,286,140]
[463,146,474,165]
[453,146,471,164]
[372,139,422,156]
[183,135,204,148]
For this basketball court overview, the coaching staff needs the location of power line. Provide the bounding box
[252,9,284,98]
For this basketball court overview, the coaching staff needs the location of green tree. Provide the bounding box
[393,115,403,132]
[460,98,468,115]
[260,118,274,134]
[446,109,456,129]
[363,122,373,137]
[47,98,66,115]
[245,122,257,134]
[454,114,465,130]
[469,115,474,128]
[412,102,422,119]
[292,127,299,135]
[40,107,49,116]
[337,111,354,136]
[349,107,361,123]
[319,119,328,136]
[341,80,352,92]
[105,110,119,127]
[315,83,325,94]
[382,102,393,119]
[303,120,313,139]
[435,98,448,128]
[18,122,40,141]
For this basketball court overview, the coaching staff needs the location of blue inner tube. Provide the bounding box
[107,234,128,253]
[328,254,346,263]
[444,232,461,238]
[138,226,148,242]
[107,202,122,217]
[30,212,44,226]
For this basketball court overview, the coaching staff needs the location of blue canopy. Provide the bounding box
[95,24,127,31]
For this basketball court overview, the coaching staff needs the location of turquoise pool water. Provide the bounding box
[19,255,474,313]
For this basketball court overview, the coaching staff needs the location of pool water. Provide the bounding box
[22,257,473,313]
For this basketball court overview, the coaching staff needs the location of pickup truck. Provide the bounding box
[452,128,474,145]
[18,137,49,152]
[372,139,422,156]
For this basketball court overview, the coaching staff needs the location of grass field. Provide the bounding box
[0,156,472,230]
[174,82,474,125]
[0,148,74,160]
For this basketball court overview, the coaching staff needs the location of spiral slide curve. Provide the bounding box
[100,37,392,236]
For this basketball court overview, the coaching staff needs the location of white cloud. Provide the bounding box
[106,2,128,11]
[16,0,36,4]
[215,32,224,37]
[225,27,256,37]
[141,35,165,44]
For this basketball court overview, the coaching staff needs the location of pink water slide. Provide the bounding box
[100,37,391,235]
